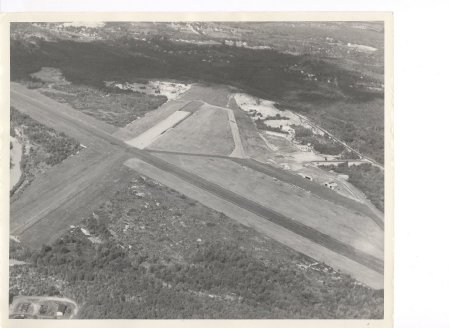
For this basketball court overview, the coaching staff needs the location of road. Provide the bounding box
[10,296,79,319]
[10,83,384,286]
[292,112,384,169]
[230,157,384,228]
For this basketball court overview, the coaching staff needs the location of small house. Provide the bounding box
[56,304,67,317]
[324,181,338,190]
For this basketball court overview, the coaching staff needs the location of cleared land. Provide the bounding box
[152,153,384,260]
[125,110,191,149]
[233,158,384,227]
[113,83,225,142]
[151,104,235,156]
[11,83,118,151]
[125,152,384,273]
[228,97,272,159]
[125,157,383,289]
[10,147,129,247]
[226,106,245,158]
[176,84,232,107]
[10,82,383,288]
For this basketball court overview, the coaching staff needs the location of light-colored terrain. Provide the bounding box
[106,80,191,100]
[227,107,246,158]
[151,104,235,156]
[126,110,191,149]
[153,153,384,259]
[10,296,78,319]
[9,137,23,190]
[125,157,383,289]
[10,81,384,288]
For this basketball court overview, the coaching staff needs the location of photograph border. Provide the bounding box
[0,11,394,328]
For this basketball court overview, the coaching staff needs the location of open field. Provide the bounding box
[228,97,272,159]
[126,110,191,149]
[151,104,234,155]
[227,107,246,158]
[151,153,384,259]
[175,84,232,107]
[11,83,119,150]
[11,147,129,247]
[234,158,384,225]
[113,100,196,140]
[10,82,383,288]
[125,157,383,288]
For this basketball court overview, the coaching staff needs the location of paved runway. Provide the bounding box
[10,83,384,287]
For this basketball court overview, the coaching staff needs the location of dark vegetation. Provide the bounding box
[10,34,384,162]
[294,125,345,155]
[340,149,361,160]
[11,38,379,101]
[40,84,167,127]
[255,118,288,135]
[10,108,81,166]
[320,162,384,211]
[10,174,383,319]
[10,107,82,199]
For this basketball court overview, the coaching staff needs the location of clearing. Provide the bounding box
[125,110,191,149]
[106,80,191,100]
[151,104,235,156]
[125,157,383,289]
[152,153,384,260]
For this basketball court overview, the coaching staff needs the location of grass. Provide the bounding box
[10,107,82,199]
[155,154,384,258]
[10,173,383,319]
[151,105,234,155]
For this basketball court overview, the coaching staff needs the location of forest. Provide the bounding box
[10,36,384,163]
[321,162,384,211]
[10,232,383,319]
[10,174,384,319]
[293,125,345,156]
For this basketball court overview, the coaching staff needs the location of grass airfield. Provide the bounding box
[10,80,384,289]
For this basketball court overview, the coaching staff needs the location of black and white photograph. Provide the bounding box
[4,14,391,322]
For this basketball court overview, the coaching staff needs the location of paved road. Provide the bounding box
[10,84,383,282]
[291,112,384,169]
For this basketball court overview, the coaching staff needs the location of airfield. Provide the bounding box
[10,82,384,289]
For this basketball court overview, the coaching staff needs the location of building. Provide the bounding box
[324,181,338,190]
[56,304,67,317]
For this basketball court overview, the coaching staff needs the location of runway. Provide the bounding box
[10,83,384,287]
